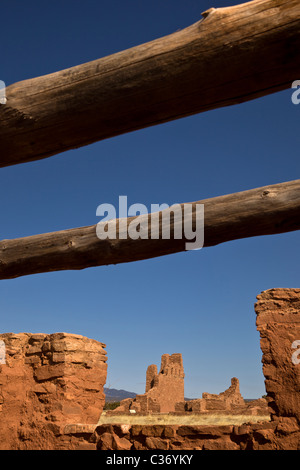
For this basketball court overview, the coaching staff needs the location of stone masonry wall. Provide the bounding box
[112,353,185,414]
[178,377,246,413]
[1,288,300,450]
[255,288,300,423]
[144,354,185,413]
[92,420,299,450]
[93,288,300,450]
[0,332,107,450]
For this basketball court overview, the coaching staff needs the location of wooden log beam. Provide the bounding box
[0,180,299,279]
[1,0,300,168]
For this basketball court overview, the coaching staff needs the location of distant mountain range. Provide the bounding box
[104,387,196,403]
[104,387,137,403]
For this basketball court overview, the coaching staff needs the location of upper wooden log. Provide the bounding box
[0,179,299,279]
[1,0,300,168]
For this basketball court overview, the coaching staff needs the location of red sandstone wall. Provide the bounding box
[255,288,300,423]
[92,420,300,450]
[184,377,246,413]
[1,288,300,450]
[145,354,185,413]
[93,288,300,451]
[0,332,107,450]
[115,353,185,414]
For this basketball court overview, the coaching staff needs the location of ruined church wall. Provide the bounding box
[145,353,184,413]
[114,353,185,414]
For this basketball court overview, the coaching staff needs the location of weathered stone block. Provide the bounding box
[34,364,66,381]
[145,436,169,450]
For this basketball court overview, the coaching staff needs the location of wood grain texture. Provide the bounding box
[0,179,299,279]
[0,0,300,168]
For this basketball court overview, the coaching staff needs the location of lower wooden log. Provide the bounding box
[0,180,299,279]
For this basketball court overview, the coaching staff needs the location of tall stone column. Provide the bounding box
[255,288,300,423]
[146,353,185,413]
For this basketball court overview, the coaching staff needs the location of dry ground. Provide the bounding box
[98,411,270,426]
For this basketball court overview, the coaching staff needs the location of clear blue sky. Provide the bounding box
[1,0,299,399]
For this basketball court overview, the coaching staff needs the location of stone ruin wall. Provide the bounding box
[111,358,267,416]
[178,377,261,414]
[94,288,300,450]
[255,288,300,423]
[0,332,107,450]
[145,353,185,413]
[112,353,185,414]
[0,288,300,450]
